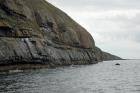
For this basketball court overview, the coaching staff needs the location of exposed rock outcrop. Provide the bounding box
[94,47,121,61]
[0,0,122,67]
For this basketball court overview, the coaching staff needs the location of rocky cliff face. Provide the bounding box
[0,0,121,66]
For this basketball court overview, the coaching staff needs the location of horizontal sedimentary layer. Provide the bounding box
[0,37,97,65]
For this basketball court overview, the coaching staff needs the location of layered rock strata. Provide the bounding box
[0,0,121,67]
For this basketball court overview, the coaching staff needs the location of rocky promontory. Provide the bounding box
[0,0,121,70]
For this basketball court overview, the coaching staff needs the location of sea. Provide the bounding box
[0,60,140,93]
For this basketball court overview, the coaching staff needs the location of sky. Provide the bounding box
[47,0,140,59]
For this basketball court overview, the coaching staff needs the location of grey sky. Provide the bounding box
[47,0,140,59]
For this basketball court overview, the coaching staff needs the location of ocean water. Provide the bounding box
[0,60,140,93]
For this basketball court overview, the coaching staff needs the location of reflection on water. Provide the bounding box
[0,60,140,93]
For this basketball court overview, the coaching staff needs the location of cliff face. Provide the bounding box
[0,0,121,66]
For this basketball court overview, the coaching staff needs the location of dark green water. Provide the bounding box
[0,60,140,93]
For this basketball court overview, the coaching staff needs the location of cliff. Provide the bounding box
[0,0,121,67]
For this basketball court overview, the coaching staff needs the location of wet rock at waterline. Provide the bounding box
[115,63,120,65]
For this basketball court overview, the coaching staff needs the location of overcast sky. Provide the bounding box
[47,0,140,59]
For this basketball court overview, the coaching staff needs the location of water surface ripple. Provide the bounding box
[0,60,140,93]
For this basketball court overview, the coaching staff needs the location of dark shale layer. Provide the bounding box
[0,0,121,69]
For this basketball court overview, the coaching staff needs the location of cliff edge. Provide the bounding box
[0,0,122,67]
